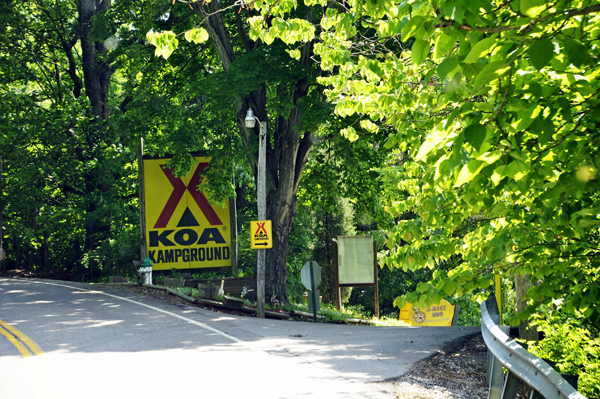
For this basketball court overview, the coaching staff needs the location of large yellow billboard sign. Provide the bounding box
[143,157,232,270]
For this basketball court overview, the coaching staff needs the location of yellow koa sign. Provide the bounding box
[143,157,232,270]
[399,299,457,327]
[250,220,272,249]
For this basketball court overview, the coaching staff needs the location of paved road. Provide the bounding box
[0,278,479,399]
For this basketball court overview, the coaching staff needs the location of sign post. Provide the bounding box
[301,261,321,322]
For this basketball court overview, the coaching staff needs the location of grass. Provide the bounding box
[167,284,410,326]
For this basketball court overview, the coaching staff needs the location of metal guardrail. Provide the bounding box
[481,296,587,399]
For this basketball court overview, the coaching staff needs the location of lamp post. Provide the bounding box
[245,108,266,319]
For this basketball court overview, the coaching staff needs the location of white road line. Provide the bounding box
[28,280,244,344]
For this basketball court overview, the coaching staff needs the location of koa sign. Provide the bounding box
[143,157,232,270]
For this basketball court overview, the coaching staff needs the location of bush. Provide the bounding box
[525,313,599,398]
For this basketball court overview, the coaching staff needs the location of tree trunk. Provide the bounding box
[78,0,115,253]
[79,0,113,120]
[193,4,316,303]
[43,230,49,270]
[13,234,19,269]
[515,274,538,342]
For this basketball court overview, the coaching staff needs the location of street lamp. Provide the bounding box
[245,107,266,319]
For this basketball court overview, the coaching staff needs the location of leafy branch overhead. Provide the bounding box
[147,27,209,59]
[247,0,600,325]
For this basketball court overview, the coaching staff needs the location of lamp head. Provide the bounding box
[245,108,256,128]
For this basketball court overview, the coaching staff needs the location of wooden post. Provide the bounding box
[137,139,147,261]
[229,194,238,274]
[495,273,502,325]
[256,121,267,319]
[515,274,537,341]
[373,239,379,318]
[334,242,341,311]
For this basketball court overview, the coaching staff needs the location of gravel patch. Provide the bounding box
[388,334,488,398]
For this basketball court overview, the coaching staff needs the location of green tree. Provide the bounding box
[249,0,600,325]
[145,0,338,302]
[0,0,139,277]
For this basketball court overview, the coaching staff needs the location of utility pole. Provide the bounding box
[256,121,267,319]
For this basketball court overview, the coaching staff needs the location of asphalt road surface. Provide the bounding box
[0,278,479,399]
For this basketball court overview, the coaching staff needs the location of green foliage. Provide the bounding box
[249,0,600,326]
[451,294,482,326]
[286,205,314,303]
[81,229,139,281]
[174,286,198,298]
[525,313,600,397]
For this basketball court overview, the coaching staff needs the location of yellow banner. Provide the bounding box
[143,157,232,270]
[399,299,456,327]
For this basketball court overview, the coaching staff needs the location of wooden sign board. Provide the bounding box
[337,236,374,285]
[335,235,379,318]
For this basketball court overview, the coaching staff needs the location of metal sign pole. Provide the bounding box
[310,261,317,323]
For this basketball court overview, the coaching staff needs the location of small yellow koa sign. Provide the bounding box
[250,220,272,249]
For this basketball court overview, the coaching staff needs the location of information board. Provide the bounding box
[337,236,374,285]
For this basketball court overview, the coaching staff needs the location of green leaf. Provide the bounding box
[442,3,465,24]
[184,28,209,44]
[562,37,592,68]
[477,278,492,289]
[472,61,511,93]
[416,124,448,160]
[434,33,456,59]
[506,160,530,180]
[520,0,546,17]
[454,159,485,186]
[393,296,407,309]
[417,282,431,293]
[340,126,359,142]
[411,39,431,66]
[146,31,179,59]
[287,49,301,60]
[528,40,554,70]
[443,280,457,296]
[463,123,487,153]
[437,56,459,80]
[508,316,521,327]
[463,37,497,63]
[401,16,425,39]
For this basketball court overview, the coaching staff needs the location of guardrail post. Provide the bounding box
[489,324,510,399]
[501,371,520,399]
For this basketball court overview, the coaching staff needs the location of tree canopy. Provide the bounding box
[248,0,600,325]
